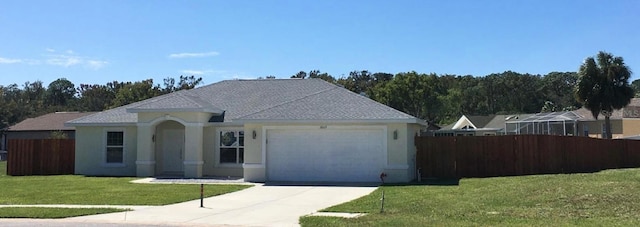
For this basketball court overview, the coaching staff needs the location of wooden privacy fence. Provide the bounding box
[7,139,75,176]
[416,135,640,179]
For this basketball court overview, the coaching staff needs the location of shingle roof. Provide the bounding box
[440,113,535,131]
[8,112,95,131]
[68,79,423,125]
[572,98,640,120]
[466,115,495,128]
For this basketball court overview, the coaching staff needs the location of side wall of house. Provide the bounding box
[75,126,138,176]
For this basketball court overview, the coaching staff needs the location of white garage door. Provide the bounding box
[266,127,385,182]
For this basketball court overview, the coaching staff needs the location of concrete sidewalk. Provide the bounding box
[65,184,377,226]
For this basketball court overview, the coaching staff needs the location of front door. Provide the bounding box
[163,129,185,173]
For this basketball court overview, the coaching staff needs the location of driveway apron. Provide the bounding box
[67,184,377,226]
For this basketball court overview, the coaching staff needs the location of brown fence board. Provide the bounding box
[7,139,75,176]
[416,135,640,180]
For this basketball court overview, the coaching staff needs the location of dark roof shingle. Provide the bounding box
[69,79,423,125]
[8,112,95,131]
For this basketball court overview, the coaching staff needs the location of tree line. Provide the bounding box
[2,62,637,130]
[288,70,583,124]
[0,76,202,129]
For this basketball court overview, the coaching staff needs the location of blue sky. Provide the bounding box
[1,0,638,87]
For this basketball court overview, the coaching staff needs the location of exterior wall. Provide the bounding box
[578,119,623,138]
[407,124,422,181]
[75,111,246,178]
[74,126,137,176]
[242,124,265,181]
[622,119,640,137]
[386,123,410,182]
[6,130,77,141]
[243,122,418,183]
[202,125,243,177]
[74,112,419,182]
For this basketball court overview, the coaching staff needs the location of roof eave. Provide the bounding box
[64,122,138,127]
[235,118,427,125]
[6,129,75,132]
[126,108,224,114]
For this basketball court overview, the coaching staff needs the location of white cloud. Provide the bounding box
[46,54,82,67]
[168,51,220,59]
[87,60,109,70]
[41,50,108,69]
[0,57,22,64]
[180,69,229,76]
[181,70,205,75]
[1,50,106,69]
[229,74,256,80]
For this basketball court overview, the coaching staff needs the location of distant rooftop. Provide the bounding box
[510,111,582,123]
[7,112,95,131]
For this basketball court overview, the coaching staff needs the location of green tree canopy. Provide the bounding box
[46,78,76,106]
[575,51,634,139]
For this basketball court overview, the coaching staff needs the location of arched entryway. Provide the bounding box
[155,120,185,176]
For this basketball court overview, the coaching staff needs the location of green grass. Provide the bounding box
[300,168,640,226]
[0,160,6,176]
[0,207,128,219]
[0,160,250,218]
[0,174,250,205]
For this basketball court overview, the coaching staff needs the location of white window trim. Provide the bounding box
[103,128,126,167]
[215,127,244,167]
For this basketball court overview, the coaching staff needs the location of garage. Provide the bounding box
[266,127,386,182]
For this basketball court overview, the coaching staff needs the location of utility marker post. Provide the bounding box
[200,184,204,208]
[380,190,385,213]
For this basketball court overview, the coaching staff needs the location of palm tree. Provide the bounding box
[575,51,634,139]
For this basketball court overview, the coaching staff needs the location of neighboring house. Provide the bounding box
[438,98,640,139]
[436,114,533,136]
[66,79,426,183]
[4,112,96,142]
[572,98,640,139]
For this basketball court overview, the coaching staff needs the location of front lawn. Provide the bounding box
[0,160,6,176]
[0,161,250,218]
[301,168,640,226]
[0,174,250,205]
[0,207,128,219]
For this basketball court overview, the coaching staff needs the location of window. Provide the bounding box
[106,131,124,164]
[219,130,244,164]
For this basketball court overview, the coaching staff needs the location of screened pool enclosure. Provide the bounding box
[504,111,581,136]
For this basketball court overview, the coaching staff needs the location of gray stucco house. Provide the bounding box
[67,79,426,183]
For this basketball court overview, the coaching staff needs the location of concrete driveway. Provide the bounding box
[66,184,377,227]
